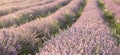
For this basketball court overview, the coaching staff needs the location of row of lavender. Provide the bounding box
[102,0,120,23]
[0,0,83,55]
[0,0,42,7]
[0,0,70,28]
[0,0,44,6]
[0,0,25,6]
[0,0,55,16]
[37,0,120,55]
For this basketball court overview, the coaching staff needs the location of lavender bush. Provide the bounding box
[0,28,39,55]
[0,43,17,55]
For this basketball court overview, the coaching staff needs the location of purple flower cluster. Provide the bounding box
[103,0,120,23]
[38,0,120,55]
[0,43,17,55]
[0,28,38,55]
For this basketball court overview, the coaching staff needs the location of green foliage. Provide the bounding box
[17,38,39,55]
[0,23,3,28]
[92,46,99,55]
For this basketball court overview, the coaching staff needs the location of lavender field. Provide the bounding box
[114,0,120,5]
[0,0,120,55]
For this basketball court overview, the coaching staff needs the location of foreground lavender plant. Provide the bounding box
[0,0,70,28]
[0,28,39,55]
[0,43,17,55]
[38,0,120,55]
[102,0,120,23]
[0,0,83,54]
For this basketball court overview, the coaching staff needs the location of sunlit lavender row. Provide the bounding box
[0,0,25,6]
[38,0,120,55]
[0,0,55,16]
[102,0,120,23]
[0,0,83,55]
[0,0,43,6]
[0,0,43,7]
[0,0,70,28]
